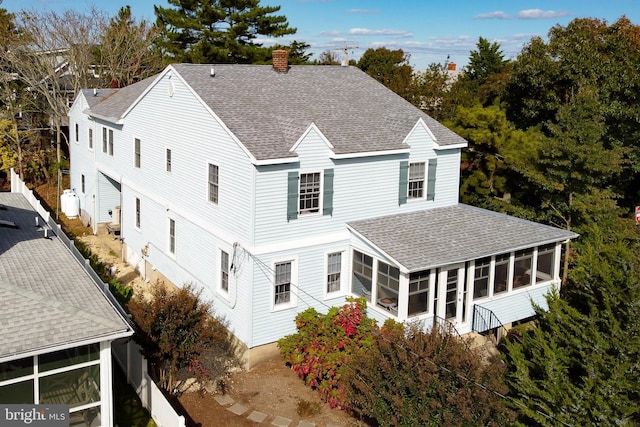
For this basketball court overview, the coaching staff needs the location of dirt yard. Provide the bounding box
[33,182,362,426]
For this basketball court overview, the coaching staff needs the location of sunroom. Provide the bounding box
[347,204,578,335]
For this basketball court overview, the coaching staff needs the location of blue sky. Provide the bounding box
[5,0,640,69]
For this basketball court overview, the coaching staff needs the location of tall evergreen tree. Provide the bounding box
[154,0,296,64]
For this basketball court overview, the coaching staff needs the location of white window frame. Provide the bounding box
[408,161,425,200]
[272,257,298,311]
[108,130,114,156]
[88,128,93,151]
[134,138,141,168]
[208,163,219,205]
[325,250,345,297]
[102,127,107,153]
[220,249,229,295]
[168,218,176,256]
[135,197,141,229]
[298,171,322,215]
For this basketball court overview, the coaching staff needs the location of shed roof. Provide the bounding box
[87,64,466,161]
[0,193,132,361]
[347,204,578,272]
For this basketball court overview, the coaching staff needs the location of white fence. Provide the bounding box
[10,169,185,427]
[112,339,186,427]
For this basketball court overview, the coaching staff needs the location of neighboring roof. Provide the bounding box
[87,78,155,122]
[347,204,579,272]
[0,193,132,361]
[80,88,119,108]
[86,64,467,161]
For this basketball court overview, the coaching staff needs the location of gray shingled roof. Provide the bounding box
[347,204,578,272]
[87,78,154,122]
[0,193,132,360]
[86,64,467,161]
[80,88,119,108]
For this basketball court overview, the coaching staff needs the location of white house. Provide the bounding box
[68,50,577,364]
[0,171,134,426]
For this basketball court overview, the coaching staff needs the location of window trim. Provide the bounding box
[166,148,172,172]
[134,138,141,168]
[74,123,79,143]
[102,128,107,153]
[168,218,176,256]
[298,171,322,216]
[272,257,298,311]
[108,130,114,156]
[135,197,141,229]
[325,250,345,297]
[407,161,425,200]
[88,128,93,151]
[208,163,219,205]
[220,249,229,295]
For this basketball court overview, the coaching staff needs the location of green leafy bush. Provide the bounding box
[278,297,377,409]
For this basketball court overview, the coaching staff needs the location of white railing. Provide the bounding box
[112,339,186,427]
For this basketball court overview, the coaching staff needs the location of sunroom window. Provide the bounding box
[352,250,373,301]
[536,244,555,283]
[513,249,533,288]
[376,261,399,313]
[473,257,490,299]
[408,270,430,316]
[494,253,509,294]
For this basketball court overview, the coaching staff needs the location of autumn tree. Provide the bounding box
[357,47,415,101]
[95,6,163,88]
[316,49,341,65]
[2,8,107,167]
[344,321,515,426]
[154,0,296,64]
[128,282,241,395]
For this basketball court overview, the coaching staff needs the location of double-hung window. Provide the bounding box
[88,128,93,150]
[326,252,342,294]
[81,175,85,194]
[408,162,425,199]
[220,250,229,293]
[473,257,491,299]
[352,250,373,300]
[208,163,219,204]
[299,172,321,214]
[134,139,141,168]
[274,261,292,305]
[74,123,79,143]
[166,149,172,172]
[102,128,107,153]
[108,130,114,156]
[168,219,176,255]
[135,197,141,229]
[408,270,430,316]
[376,261,399,313]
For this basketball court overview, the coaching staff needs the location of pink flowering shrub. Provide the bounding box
[278,297,377,409]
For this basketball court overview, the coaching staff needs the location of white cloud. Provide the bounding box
[319,30,342,37]
[475,9,570,20]
[475,11,511,19]
[517,9,570,19]
[347,9,379,14]
[349,28,413,37]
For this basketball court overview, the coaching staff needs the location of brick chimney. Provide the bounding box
[272,49,289,73]
[447,62,457,71]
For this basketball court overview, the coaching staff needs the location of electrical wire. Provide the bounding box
[238,244,573,426]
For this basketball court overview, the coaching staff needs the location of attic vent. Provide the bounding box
[210,67,215,77]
